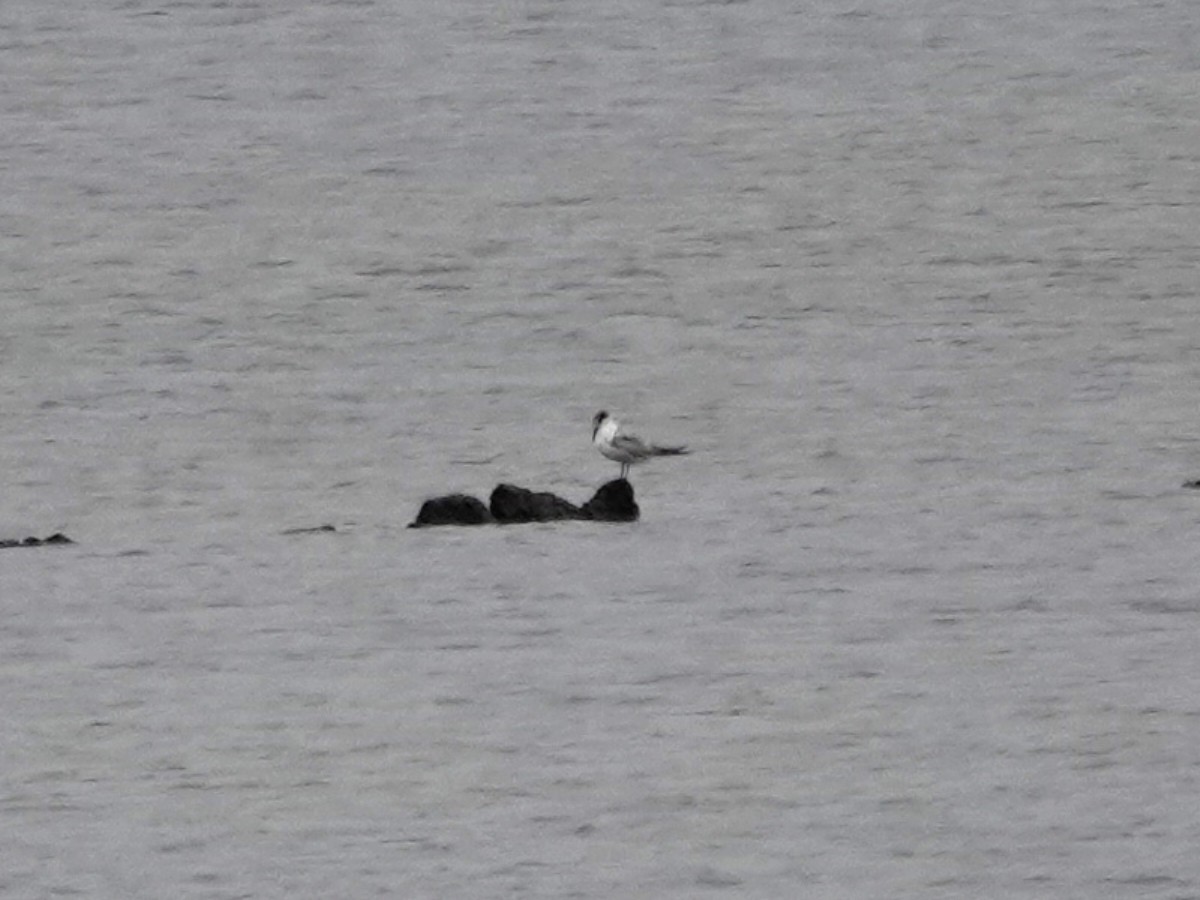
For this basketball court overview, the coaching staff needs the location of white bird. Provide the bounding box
[591,410,689,480]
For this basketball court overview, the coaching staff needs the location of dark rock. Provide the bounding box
[581,478,639,522]
[490,483,583,523]
[1185,480,1200,490]
[409,493,495,527]
[0,533,75,549]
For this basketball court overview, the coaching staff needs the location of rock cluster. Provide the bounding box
[0,533,74,549]
[410,479,638,527]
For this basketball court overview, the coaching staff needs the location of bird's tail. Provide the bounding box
[651,445,689,457]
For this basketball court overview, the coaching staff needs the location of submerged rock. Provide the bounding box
[489,484,582,523]
[0,532,74,549]
[281,524,337,535]
[409,493,495,527]
[409,479,638,527]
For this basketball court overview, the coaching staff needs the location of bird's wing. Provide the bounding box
[611,433,651,454]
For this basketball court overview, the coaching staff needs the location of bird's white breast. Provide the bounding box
[594,417,619,445]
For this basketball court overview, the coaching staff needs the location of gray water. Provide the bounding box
[3,1,1200,897]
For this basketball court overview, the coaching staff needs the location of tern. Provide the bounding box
[591,410,688,479]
